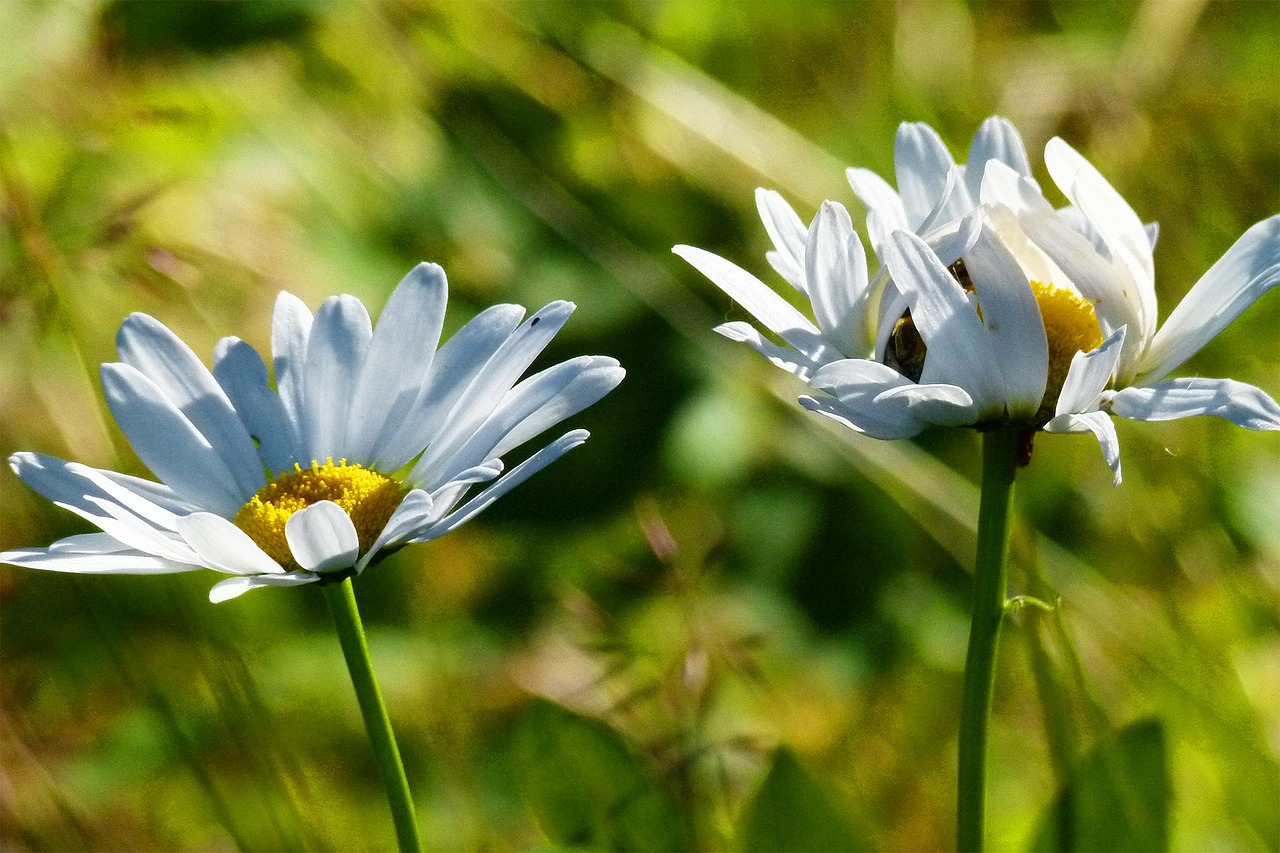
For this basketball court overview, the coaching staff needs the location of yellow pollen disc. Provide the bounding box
[1031,281,1103,425]
[233,459,406,570]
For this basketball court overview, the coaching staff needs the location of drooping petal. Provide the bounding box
[808,358,975,435]
[175,512,285,575]
[301,294,373,463]
[756,188,809,292]
[1137,215,1280,386]
[1106,378,1280,430]
[209,571,319,603]
[284,500,360,573]
[805,201,874,356]
[214,337,298,474]
[1043,410,1122,486]
[798,393,928,441]
[347,263,449,464]
[101,363,251,517]
[673,245,831,362]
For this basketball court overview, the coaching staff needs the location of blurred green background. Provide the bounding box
[2,1,1277,850]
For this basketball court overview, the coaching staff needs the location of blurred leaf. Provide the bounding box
[737,747,871,853]
[515,700,690,852]
[1028,719,1169,852]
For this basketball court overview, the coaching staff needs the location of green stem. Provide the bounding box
[957,427,1020,852]
[322,577,423,852]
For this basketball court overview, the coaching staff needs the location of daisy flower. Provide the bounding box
[2,263,624,602]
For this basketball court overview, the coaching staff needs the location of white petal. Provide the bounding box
[488,357,625,460]
[116,314,264,497]
[101,362,250,517]
[0,536,199,575]
[414,429,589,542]
[894,122,956,231]
[715,321,823,381]
[805,201,873,356]
[797,393,927,440]
[809,358,976,434]
[67,496,199,564]
[410,302,578,486]
[209,571,319,603]
[673,245,830,361]
[376,303,526,472]
[872,382,981,425]
[271,291,313,440]
[965,116,1034,202]
[214,337,298,474]
[1043,410,1122,486]
[881,228,1003,414]
[302,294,373,463]
[356,489,435,571]
[1045,137,1156,344]
[1106,378,1280,430]
[347,263,449,464]
[846,166,909,241]
[1138,215,1280,385]
[963,216,1049,419]
[284,500,360,573]
[756,188,809,292]
[1055,326,1126,416]
[176,512,285,575]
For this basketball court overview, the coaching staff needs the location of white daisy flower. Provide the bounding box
[2,263,624,602]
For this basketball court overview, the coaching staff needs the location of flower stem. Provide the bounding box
[957,427,1020,851]
[322,577,423,852]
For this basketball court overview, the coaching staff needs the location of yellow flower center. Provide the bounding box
[1030,280,1103,425]
[232,459,406,570]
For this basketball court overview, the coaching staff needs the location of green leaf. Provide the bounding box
[1028,719,1169,852]
[514,700,690,852]
[737,747,871,853]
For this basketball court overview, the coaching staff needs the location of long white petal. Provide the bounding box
[805,201,873,356]
[410,302,576,488]
[0,536,199,575]
[376,303,526,472]
[846,166,909,243]
[965,116,1034,202]
[347,263,449,464]
[673,245,830,361]
[214,337,298,474]
[797,393,928,440]
[175,512,285,575]
[284,501,360,573]
[271,291,313,441]
[715,322,822,380]
[894,122,956,230]
[209,571,319,603]
[116,313,264,498]
[1045,137,1156,345]
[488,357,625,460]
[963,217,1048,419]
[1137,215,1280,385]
[302,295,373,463]
[356,489,435,571]
[1106,378,1280,430]
[101,363,249,517]
[756,188,809,292]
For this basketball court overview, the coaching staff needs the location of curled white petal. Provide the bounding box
[284,500,360,573]
[209,571,320,603]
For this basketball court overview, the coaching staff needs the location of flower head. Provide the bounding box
[2,263,624,601]
[679,118,1279,484]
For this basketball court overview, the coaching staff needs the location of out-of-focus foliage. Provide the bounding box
[1,1,1277,850]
